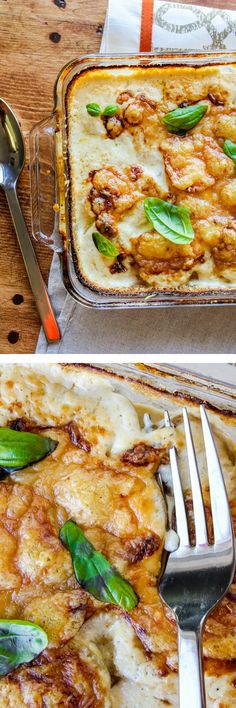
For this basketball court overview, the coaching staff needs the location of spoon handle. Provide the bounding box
[5,187,61,344]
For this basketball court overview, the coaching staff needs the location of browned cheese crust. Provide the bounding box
[65,65,236,293]
[0,365,235,706]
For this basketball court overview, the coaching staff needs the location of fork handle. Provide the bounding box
[178,627,206,708]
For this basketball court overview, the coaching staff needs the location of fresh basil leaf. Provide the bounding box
[103,104,119,117]
[86,103,101,117]
[163,104,207,134]
[0,619,48,677]
[144,197,194,245]
[0,428,58,472]
[60,520,138,610]
[92,232,120,258]
[223,139,236,164]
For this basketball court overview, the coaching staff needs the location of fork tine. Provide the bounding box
[200,405,233,544]
[183,408,208,546]
[164,411,189,547]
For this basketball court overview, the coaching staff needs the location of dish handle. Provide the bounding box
[29,114,63,252]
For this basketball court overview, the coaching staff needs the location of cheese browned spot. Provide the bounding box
[121,442,163,466]
[65,421,91,452]
[88,166,162,244]
[213,229,236,268]
[133,231,204,285]
[103,114,124,139]
[88,166,141,239]
[125,534,161,564]
[160,134,234,192]
[102,92,157,138]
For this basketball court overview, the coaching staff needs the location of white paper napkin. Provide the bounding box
[36,0,236,353]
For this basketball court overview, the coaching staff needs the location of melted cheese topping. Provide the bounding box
[66,64,236,294]
[0,364,235,707]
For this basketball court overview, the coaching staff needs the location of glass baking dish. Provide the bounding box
[29,51,236,309]
[95,362,236,413]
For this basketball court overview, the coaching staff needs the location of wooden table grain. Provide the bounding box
[0,0,235,353]
[0,0,107,353]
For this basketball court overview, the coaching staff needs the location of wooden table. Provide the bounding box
[0,0,235,353]
[0,0,107,352]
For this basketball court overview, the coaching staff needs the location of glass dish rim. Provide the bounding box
[92,362,236,414]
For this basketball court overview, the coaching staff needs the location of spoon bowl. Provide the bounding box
[0,99,24,188]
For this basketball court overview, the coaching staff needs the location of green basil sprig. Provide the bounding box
[163,104,207,134]
[86,103,101,117]
[92,232,120,258]
[0,428,57,473]
[223,139,236,164]
[86,103,119,118]
[60,520,138,610]
[103,104,119,117]
[0,619,48,677]
[144,197,194,245]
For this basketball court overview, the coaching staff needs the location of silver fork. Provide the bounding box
[159,405,235,708]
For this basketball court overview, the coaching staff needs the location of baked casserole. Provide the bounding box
[65,63,236,294]
[0,364,235,706]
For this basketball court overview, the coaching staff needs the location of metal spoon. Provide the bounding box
[0,98,60,343]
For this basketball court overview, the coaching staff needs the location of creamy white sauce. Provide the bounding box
[66,64,236,293]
